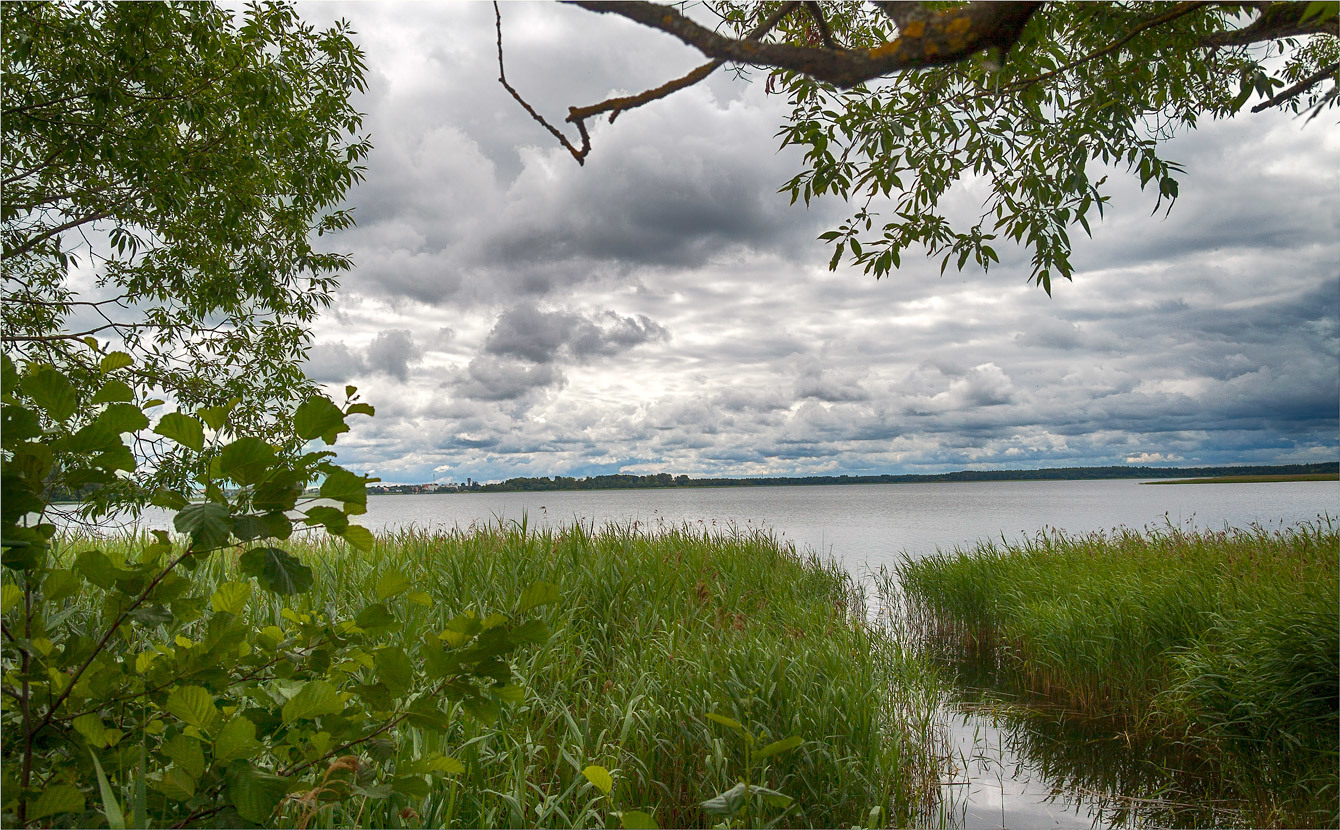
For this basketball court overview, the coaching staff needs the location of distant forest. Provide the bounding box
[367,462,1339,495]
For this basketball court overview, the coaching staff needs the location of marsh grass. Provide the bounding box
[897,518,1339,828]
[74,521,943,829]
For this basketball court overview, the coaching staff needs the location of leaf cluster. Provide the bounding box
[1,351,555,827]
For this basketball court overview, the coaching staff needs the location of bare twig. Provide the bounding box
[494,1,591,164]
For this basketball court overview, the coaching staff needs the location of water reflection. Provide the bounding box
[937,653,1251,829]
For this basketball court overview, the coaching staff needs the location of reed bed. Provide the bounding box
[897,518,1339,828]
[75,521,943,829]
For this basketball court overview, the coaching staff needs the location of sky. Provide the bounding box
[294,3,1339,485]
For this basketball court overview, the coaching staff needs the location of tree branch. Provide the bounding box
[564,2,801,127]
[1201,1,1338,48]
[802,2,839,49]
[565,1,1041,87]
[494,1,591,165]
[1252,59,1339,111]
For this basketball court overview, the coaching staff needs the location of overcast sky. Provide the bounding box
[297,3,1338,485]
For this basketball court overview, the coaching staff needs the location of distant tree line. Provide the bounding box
[367,463,1338,494]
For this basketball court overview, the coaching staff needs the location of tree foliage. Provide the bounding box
[1,350,553,828]
[508,1,1339,292]
[1,1,371,504]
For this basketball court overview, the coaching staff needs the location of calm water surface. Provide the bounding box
[303,478,1332,571]
[133,478,1337,828]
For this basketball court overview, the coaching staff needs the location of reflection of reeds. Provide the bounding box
[897,517,1339,829]
[66,522,945,829]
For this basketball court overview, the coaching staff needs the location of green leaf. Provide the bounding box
[303,505,348,534]
[218,437,275,486]
[175,502,232,550]
[98,402,149,434]
[341,523,374,552]
[166,685,219,731]
[294,396,345,441]
[214,716,263,765]
[163,734,206,779]
[100,351,133,372]
[282,679,344,723]
[516,581,561,614]
[21,366,77,421]
[374,646,413,697]
[75,550,121,589]
[375,569,411,601]
[154,765,196,800]
[91,379,135,404]
[233,511,291,542]
[239,547,314,595]
[704,712,745,732]
[225,761,286,824]
[150,488,189,511]
[210,581,252,615]
[583,765,614,796]
[154,412,205,452]
[27,783,85,820]
[319,468,366,505]
[90,749,127,830]
[756,735,803,760]
[196,400,238,432]
[1,583,22,613]
[73,713,112,747]
[355,602,397,631]
[621,810,660,829]
[507,618,550,646]
[700,782,751,817]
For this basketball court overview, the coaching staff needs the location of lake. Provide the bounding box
[259,478,1333,572]
[131,477,1336,828]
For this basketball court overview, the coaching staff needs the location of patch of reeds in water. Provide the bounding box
[79,521,944,828]
[897,518,1339,829]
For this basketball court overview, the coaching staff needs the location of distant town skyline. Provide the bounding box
[301,3,1337,485]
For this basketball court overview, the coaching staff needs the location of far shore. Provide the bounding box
[1143,473,1338,485]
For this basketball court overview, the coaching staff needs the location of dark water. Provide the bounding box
[130,478,1337,828]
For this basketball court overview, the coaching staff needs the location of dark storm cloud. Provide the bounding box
[294,4,1337,485]
[482,303,669,364]
[304,329,422,383]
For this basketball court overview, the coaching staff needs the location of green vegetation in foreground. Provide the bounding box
[1143,473,1339,484]
[48,525,940,829]
[898,520,1339,828]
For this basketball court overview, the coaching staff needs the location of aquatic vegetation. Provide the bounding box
[898,519,1339,828]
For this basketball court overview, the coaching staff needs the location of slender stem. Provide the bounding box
[29,547,195,741]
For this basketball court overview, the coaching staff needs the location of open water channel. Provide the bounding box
[132,477,1337,828]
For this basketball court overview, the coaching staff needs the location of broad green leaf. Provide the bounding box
[210,581,252,615]
[492,683,525,703]
[73,713,112,747]
[214,716,263,765]
[583,765,614,796]
[516,581,561,614]
[90,749,127,830]
[28,784,85,820]
[166,685,219,731]
[100,351,133,372]
[293,396,345,441]
[150,488,188,511]
[700,782,750,817]
[98,402,148,434]
[163,734,206,779]
[303,505,348,534]
[239,547,313,595]
[282,679,344,723]
[233,511,291,542]
[225,761,286,823]
[756,735,803,760]
[175,502,232,550]
[375,569,411,601]
[218,437,275,486]
[91,379,135,404]
[461,694,500,725]
[154,412,205,452]
[508,618,550,646]
[196,400,237,432]
[373,646,413,696]
[154,766,196,800]
[0,583,20,613]
[407,590,432,606]
[75,550,121,589]
[355,602,397,631]
[319,468,366,504]
[621,810,660,829]
[21,366,77,422]
[341,523,374,552]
